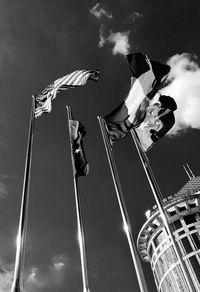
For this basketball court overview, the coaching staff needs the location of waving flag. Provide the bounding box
[69,119,89,177]
[135,95,177,151]
[35,69,100,118]
[105,53,170,141]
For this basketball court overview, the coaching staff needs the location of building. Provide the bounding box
[137,176,200,292]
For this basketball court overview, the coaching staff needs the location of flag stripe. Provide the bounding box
[54,70,79,89]
[60,70,83,87]
[125,66,155,124]
[72,71,88,85]
[34,69,100,118]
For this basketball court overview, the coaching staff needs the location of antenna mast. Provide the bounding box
[183,164,195,179]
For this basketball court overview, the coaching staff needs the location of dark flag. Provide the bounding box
[35,69,100,118]
[135,95,177,151]
[69,119,89,177]
[105,53,170,141]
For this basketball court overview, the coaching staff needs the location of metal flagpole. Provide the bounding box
[130,128,195,291]
[11,96,35,292]
[98,116,148,292]
[66,106,90,292]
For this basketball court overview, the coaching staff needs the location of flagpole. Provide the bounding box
[98,116,148,292]
[130,128,195,291]
[11,96,35,292]
[66,105,90,292]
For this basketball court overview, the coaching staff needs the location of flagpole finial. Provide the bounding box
[183,164,195,180]
[66,105,72,120]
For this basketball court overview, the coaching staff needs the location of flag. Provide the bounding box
[35,69,100,118]
[69,119,89,177]
[105,53,170,141]
[135,95,177,151]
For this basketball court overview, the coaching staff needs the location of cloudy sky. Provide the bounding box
[0,0,200,291]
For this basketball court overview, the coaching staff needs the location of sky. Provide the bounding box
[0,0,200,291]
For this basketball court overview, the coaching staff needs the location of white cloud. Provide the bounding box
[0,252,91,292]
[53,261,65,270]
[90,4,130,56]
[0,271,13,292]
[25,267,47,291]
[24,254,69,291]
[26,267,38,283]
[99,30,130,56]
[98,25,106,48]
[108,31,130,55]
[52,254,67,271]
[0,253,70,292]
[90,3,113,19]
[0,263,13,292]
[161,53,200,134]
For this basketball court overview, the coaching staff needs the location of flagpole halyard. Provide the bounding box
[11,96,36,292]
[130,128,195,291]
[66,106,90,292]
[98,116,148,292]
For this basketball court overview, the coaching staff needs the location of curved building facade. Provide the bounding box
[137,176,200,292]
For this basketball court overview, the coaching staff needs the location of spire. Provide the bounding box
[183,164,195,179]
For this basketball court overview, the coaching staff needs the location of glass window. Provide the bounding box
[149,244,153,259]
[191,233,200,249]
[154,261,163,281]
[169,210,177,216]
[155,246,177,282]
[184,214,197,224]
[188,203,196,209]
[172,219,182,230]
[162,246,177,266]
[154,231,166,247]
[189,256,200,284]
[162,273,177,292]
[177,206,187,212]
[181,237,193,254]
[161,265,190,292]
[171,266,190,292]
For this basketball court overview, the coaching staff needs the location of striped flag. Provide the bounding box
[105,53,170,141]
[34,69,100,118]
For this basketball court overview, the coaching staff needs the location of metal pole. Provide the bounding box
[98,116,148,292]
[11,97,35,292]
[66,106,90,292]
[130,128,195,291]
